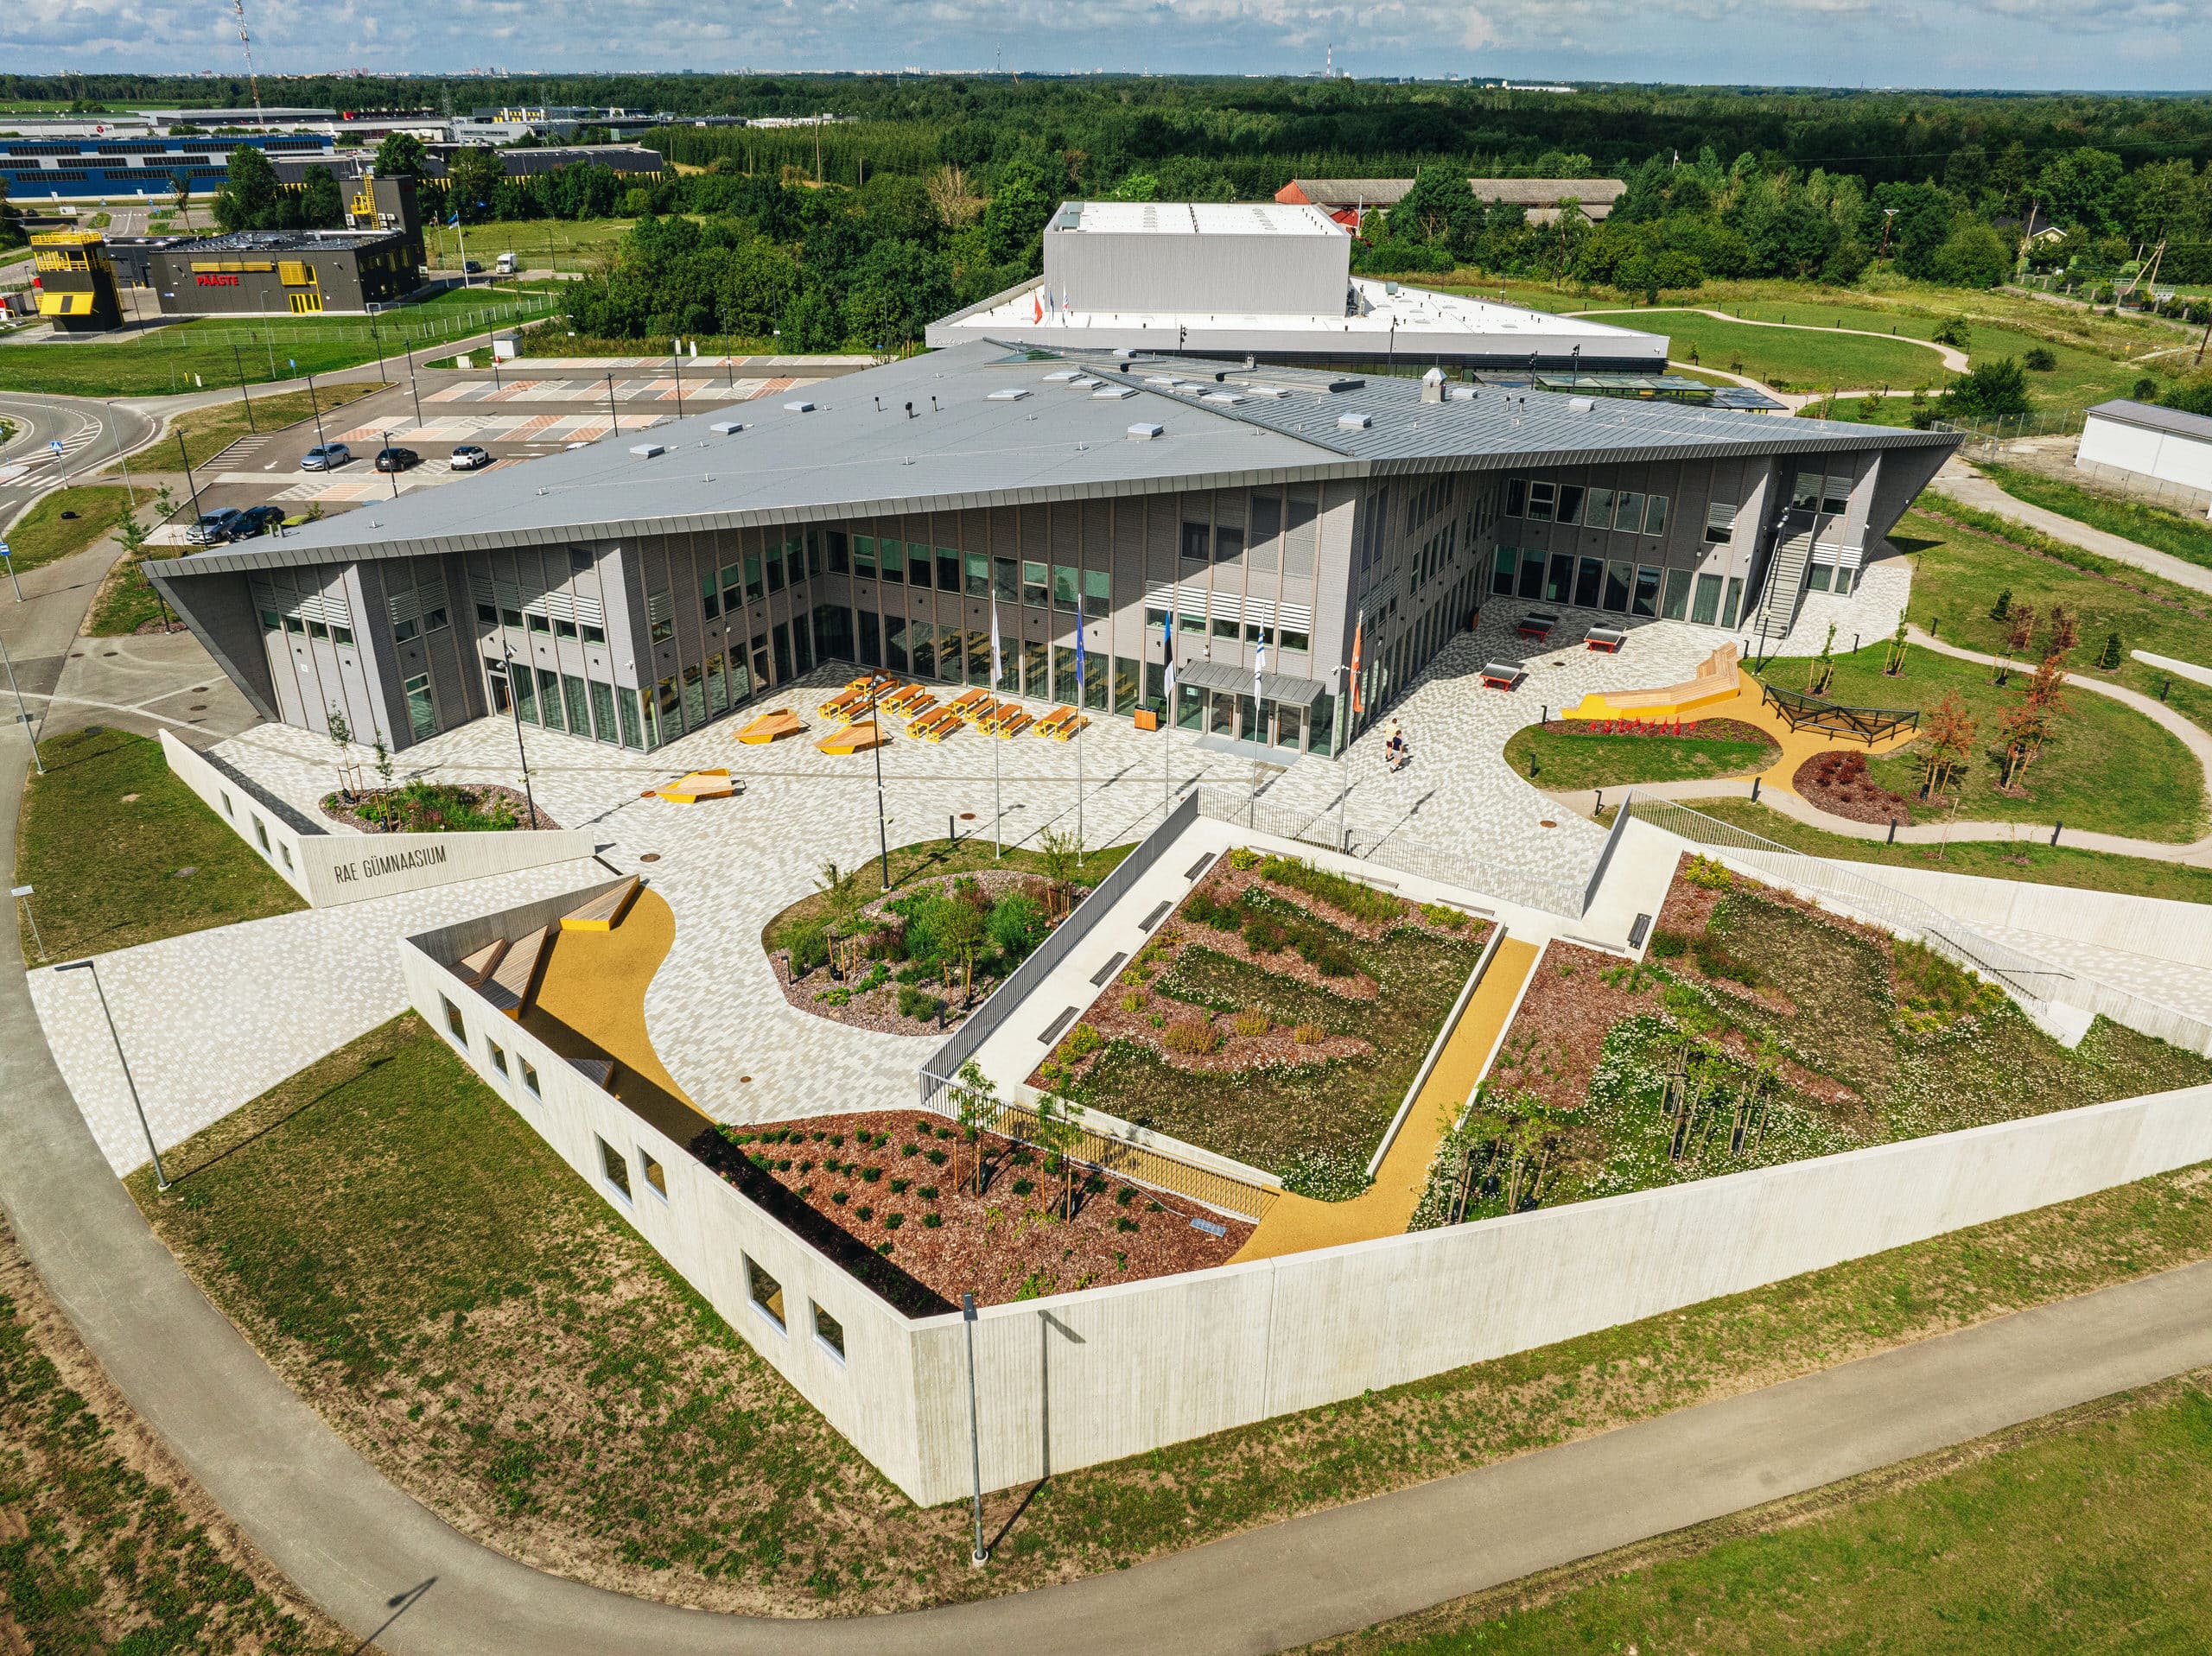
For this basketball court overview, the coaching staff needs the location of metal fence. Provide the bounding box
[144,295,562,353]
[1761,683,1921,746]
[949,1087,1279,1226]
[1190,783,1588,917]
[917,791,1198,1108]
[1622,794,2212,1057]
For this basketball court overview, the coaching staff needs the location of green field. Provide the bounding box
[1580,308,1948,391]
[0,286,564,397]
[1763,640,2205,841]
[1503,721,1779,790]
[0,484,156,575]
[423,216,634,274]
[1652,797,2212,906]
[1977,460,2212,572]
[1365,1380,2212,1656]
[16,727,302,961]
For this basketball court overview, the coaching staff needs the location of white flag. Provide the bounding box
[989,599,1002,689]
[1254,639,1267,706]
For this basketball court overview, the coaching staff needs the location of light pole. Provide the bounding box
[962,1291,988,1567]
[381,430,398,498]
[56,958,168,1190]
[405,341,423,426]
[672,342,684,417]
[12,885,45,961]
[304,370,326,449]
[499,639,540,828]
[1333,663,1351,852]
[0,625,41,774]
[869,676,891,890]
[605,372,620,439]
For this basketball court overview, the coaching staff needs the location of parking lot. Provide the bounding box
[177,359,856,529]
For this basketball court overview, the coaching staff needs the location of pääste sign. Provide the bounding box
[195,274,239,287]
[329,843,448,885]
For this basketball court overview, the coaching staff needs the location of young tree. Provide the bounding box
[1920,690,1978,803]
[1998,602,2037,682]
[1037,823,1080,891]
[937,897,985,1006]
[2045,602,2080,659]
[953,1059,997,1196]
[168,171,194,231]
[1806,622,1838,695]
[1033,1090,1086,1221]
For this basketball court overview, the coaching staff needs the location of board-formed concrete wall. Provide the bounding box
[403,882,2212,1508]
[1864,862,2212,973]
[163,729,601,907]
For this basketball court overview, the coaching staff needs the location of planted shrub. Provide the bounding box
[1683,854,1734,891]
[1292,1023,1325,1045]
[1421,903,1471,930]
[918,1185,938,1201]
[1228,847,1261,871]
[830,1190,849,1205]
[855,1205,874,1222]
[1115,1185,1137,1205]
[1012,1177,1034,1196]
[1120,988,1147,1012]
[923,1211,943,1228]
[1647,928,1688,960]
[1232,1010,1269,1037]
[884,1212,905,1230]
[890,1176,911,1194]
[1061,1022,1103,1061]
[2024,346,2057,371]
[1116,1215,1140,1233]
[1259,853,1403,923]
[925,1146,948,1166]
[1164,1019,1218,1056]
[987,893,1048,960]
[861,1166,882,1183]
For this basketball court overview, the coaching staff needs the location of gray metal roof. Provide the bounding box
[159,339,1958,581]
[2086,398,2212,445]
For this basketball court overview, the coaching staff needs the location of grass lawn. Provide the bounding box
[1355,1378,2212,1656]
[86,549,184,637]
[1796,392,1924,427]
[1977,459,2212,573]
[1580,309,1941,391]
[0,287,563,397]
[1761,638,2206,841]
[113,382,385,479]
[423,216,634,273]
[0,484,157,576]
[1899,498,2212,743]
[0,1221,351,1653]
[125,1006,2212,1615]
[1677,797,2212,906]
[1503,720,1778,790]
[15,727,302,961]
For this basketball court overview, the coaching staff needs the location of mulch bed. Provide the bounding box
[320,784,562,833]
[694,1109,1251,1313]
[1533,717,1776,744]
[1792,749,1915,825]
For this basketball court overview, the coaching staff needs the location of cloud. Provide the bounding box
[2,0,2208,85]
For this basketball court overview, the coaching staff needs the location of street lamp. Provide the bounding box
[963,1292,988,1566]
[304,370,326,450]
[869,675,891,890]
[380,429,398,498]
[499,638,541,829]
[0,627,42,775]
[55,958,168,1190]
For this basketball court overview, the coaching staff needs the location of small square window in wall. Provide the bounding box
[278,842,294,872]
[746,1256,787,1331]
[813,1302,846,1364]
[639,1149,668,1197]
[520,1056,540,1099]
[253,816,270,853]
[598,1135,632,1200]
[486,1040,509,1078]
[442,995,466,1043]
[219,790,233,818]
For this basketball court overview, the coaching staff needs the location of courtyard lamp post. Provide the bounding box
[303,369,326,450]
[55,958,168,1190]
[869,675,892,890]
[499,638,541,829]
[0,625,42,775]
[962,1292,988,1566]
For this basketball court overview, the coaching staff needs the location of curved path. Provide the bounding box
[1574,306,1970,371]
[1931,464,2212,600]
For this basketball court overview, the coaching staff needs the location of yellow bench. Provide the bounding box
[562,875,641,933]
[1559,643,1743,723]
[817,719,889,755]
[654,767,735,803]
[737,708,804,745]
[908,703,963,741]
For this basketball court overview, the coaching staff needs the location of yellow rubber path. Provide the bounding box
[1229,936,1540,1264]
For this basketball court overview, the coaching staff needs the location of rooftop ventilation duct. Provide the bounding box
[1421,366,1446,404]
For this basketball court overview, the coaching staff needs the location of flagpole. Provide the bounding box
[989,592,1003,860]
[1162,615,1175,825]
[1074,595,1085,866]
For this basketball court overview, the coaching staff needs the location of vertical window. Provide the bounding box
[1555,485,1584,526]
[827,529,849,574]
[1505,477,1528,517]
[1613,492,1644,533]
[813,1302,846,1363]
[910,619,936,679]
[537,668,564,732]
[1692,571,1723,625]
[1807,564,1834,593]
[512,663,538,724]
[1023,562,1049,607]
[641,1150,667,1197]
[1583,486,1613,529]
[520,1056,540,1098]
[219,790,233,818]
[745,554,766,600]
[598,1136,632,1199]
[1517,551,1546,600]
[563,675,590,737]
[1084,568,1111,610]
[1632,566,1662,618]
[938,549,961,591]
[1791,471,1823,511]
[682,663,706,728]
[1212,525,1244,566]
[1662,568,1692,621]
[1721,576,1745,629]
[486,1040,508,1078]
[746,1257,787,1330]
[1604,562,1633,613]
[586,679,616,742]
[851,536,875,579]
[1644,495,1669,536]
[1705,503,1737,544]
[253,816,271,853]
[1052,565,1079,609]
[772,622,793,682]
[906,544,931,588]
[1575,557,1605,608]
[1526,481,1556,523]
[1546,553,1574,605]
[442,995,466,1041]
[965,551,989,596]
[876,539,903,582]
[766,542,787,593]
[617,685,644,748]
[1491,545,1516,596]
[402,674,436,742]
[701,569,721,620]
[1180,521,1211,563]
[993,556,1018,603]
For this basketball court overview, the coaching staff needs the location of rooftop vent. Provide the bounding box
[1337,412,1373,430]
[1567,397,1596,413]
[1092,384,1136,400]
[1421,366,1446,404]
[1128,422,1164,441]
[708,420,745,435]
[987,388,1031,401]
[1447,386,1478,402]
[1320,376,1366,395]
[783,399,815,413]
[1043,369,1081,382]
[629,441,666,457]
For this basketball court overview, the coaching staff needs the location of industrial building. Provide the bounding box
[26,230,124,330]
[2076,399,2212,508]
[150,336,1957,761]
[927,200,1669,371]
[0,130,334,200]
[112,175,426,316]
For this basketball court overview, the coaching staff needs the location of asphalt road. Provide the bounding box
[0,390,158,532]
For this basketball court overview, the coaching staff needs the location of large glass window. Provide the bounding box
[1022,561,1048,607]
[856,609,880,668]
[1113,654,1138,713]
[1084,568,1111,610]
[701,569,721,620]
[877,539,904,583]
[744,554,764,600]
[884,617,907,674]
[1021,638,1047,698]
[766,542,785,593]
[1527,481,1556,523]
[1573,557,1604,610]
[617,686,643,747]
[1662,569,1692,621]
[827,529,849,574]
[1632,566,1662,619]
[590,678,619,742]
[706,652,729,714]
[1604,562,1633,613]
[1722,576,1745,628]
[1644,495,1669,536]
[907,544,931,588]
[772,622,793,682]
[682,663,707,728]
[1505,477,1528,517]
[965,551,989,596]
[938,549,961,590]
[1583,486,1613,528]
[402,673,436,742]
[911,619,936,679]
[537,668,564,731]
[852,535,877,578]
[1614,492,1644,533]
[1180,521,1211,562]
[1491,545,1516,596]
[967,628,991,685]
[1518,551,1546,600]
[1213,525,1244,566]
[1556,485,1585,525]
[1691,571,1723,625]
[1546,553,1574,605]
[563,674,590,735]
[656,674,683,739]
[1052,564,1079,609]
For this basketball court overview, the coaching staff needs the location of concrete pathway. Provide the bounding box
[1931,462,2212,600]
[1230,936,1540,1263]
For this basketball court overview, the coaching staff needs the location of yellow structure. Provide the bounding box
[561,875,642,932]
[653,768,735,804]
[817,719,889,755]
[908,704,964,741]
[737,708,805,744]
[30,230,123,331]
[1558,643,1743,723]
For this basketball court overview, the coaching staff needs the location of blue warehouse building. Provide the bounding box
[0,131,335,200]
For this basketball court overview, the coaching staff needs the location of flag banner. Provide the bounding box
[989,600,1002,688]
[1350,616,1365,716]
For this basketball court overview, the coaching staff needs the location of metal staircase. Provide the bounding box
[1749,509,1817,653]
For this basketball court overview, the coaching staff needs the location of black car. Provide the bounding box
[230,504,287,539]
[374,447,422,473]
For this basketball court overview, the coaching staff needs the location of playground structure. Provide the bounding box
[1559,644,1744,723]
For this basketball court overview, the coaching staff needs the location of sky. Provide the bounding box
[6,0,2212,92]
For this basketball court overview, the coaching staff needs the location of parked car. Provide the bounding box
[462,259,483,274]
[301,442,352,472]
[374,446,422,473]
[184,508,242,546]
[449,443,492,471]
[229,504,287,538]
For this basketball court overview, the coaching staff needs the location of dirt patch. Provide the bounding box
[697,1110,1249,1309]
[1487,941,1660,1112]
[1794,747,1915,824]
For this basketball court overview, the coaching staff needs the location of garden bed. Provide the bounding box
[1793,748,1916,824]
[695,1109,1250,1311]
[1041,849,1492,1199]
[1417,853,2212,1229]
[321,780,557,833]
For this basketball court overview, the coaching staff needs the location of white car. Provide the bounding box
[301,442,353,472]
[449,443,492,471]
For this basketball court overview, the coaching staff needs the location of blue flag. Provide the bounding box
[1074,593,1085,704]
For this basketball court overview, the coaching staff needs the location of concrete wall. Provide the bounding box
[404,873,2212,1509]
[1864,863,2212,972]
[2081,411,2212,495]
[162,729,603,908]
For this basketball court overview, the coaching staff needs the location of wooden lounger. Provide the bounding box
[563,875,641,933]
[454,936,511,989]
[481,923,551,1017]
[654,768,735,803]
[1480,663,1527,691]
[817,719,889,755]
[738,708,804,744]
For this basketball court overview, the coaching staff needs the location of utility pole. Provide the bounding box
[176,432,204,523]
[499,638,540,828]
[305,371,326,449]
[605,372,620,438]
[229,339,256,431]
[0,627,41,775]
[57,959,168,1189]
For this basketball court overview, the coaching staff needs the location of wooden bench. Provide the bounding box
[737,708,804,745]
[1585,625,1628,653]
[1516,612,1559,641]
[1033,705,1081,739]
[563,875,641,932]
[988,706,1033,739]
[568,1056,615,1089]
[454,936,511,989]
[909,703,964,741]
[1043,710,1090,742]
[948,687,993,721]
[481,924,551,1017]
[883,684,934,718]
[817,719,889,755]
[1480,662,1527,691]
[654,768,735,804]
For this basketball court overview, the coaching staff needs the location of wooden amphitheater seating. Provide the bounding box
[737,708,804,744]
[1560,643,1743,722]
[562,875,641,933]
[654,768,735,803]
[454,936,511,989]
[480,924,551,1018]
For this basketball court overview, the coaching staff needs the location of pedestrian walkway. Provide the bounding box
[1231,936,1539,1262]
[1933,462,2212,600]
